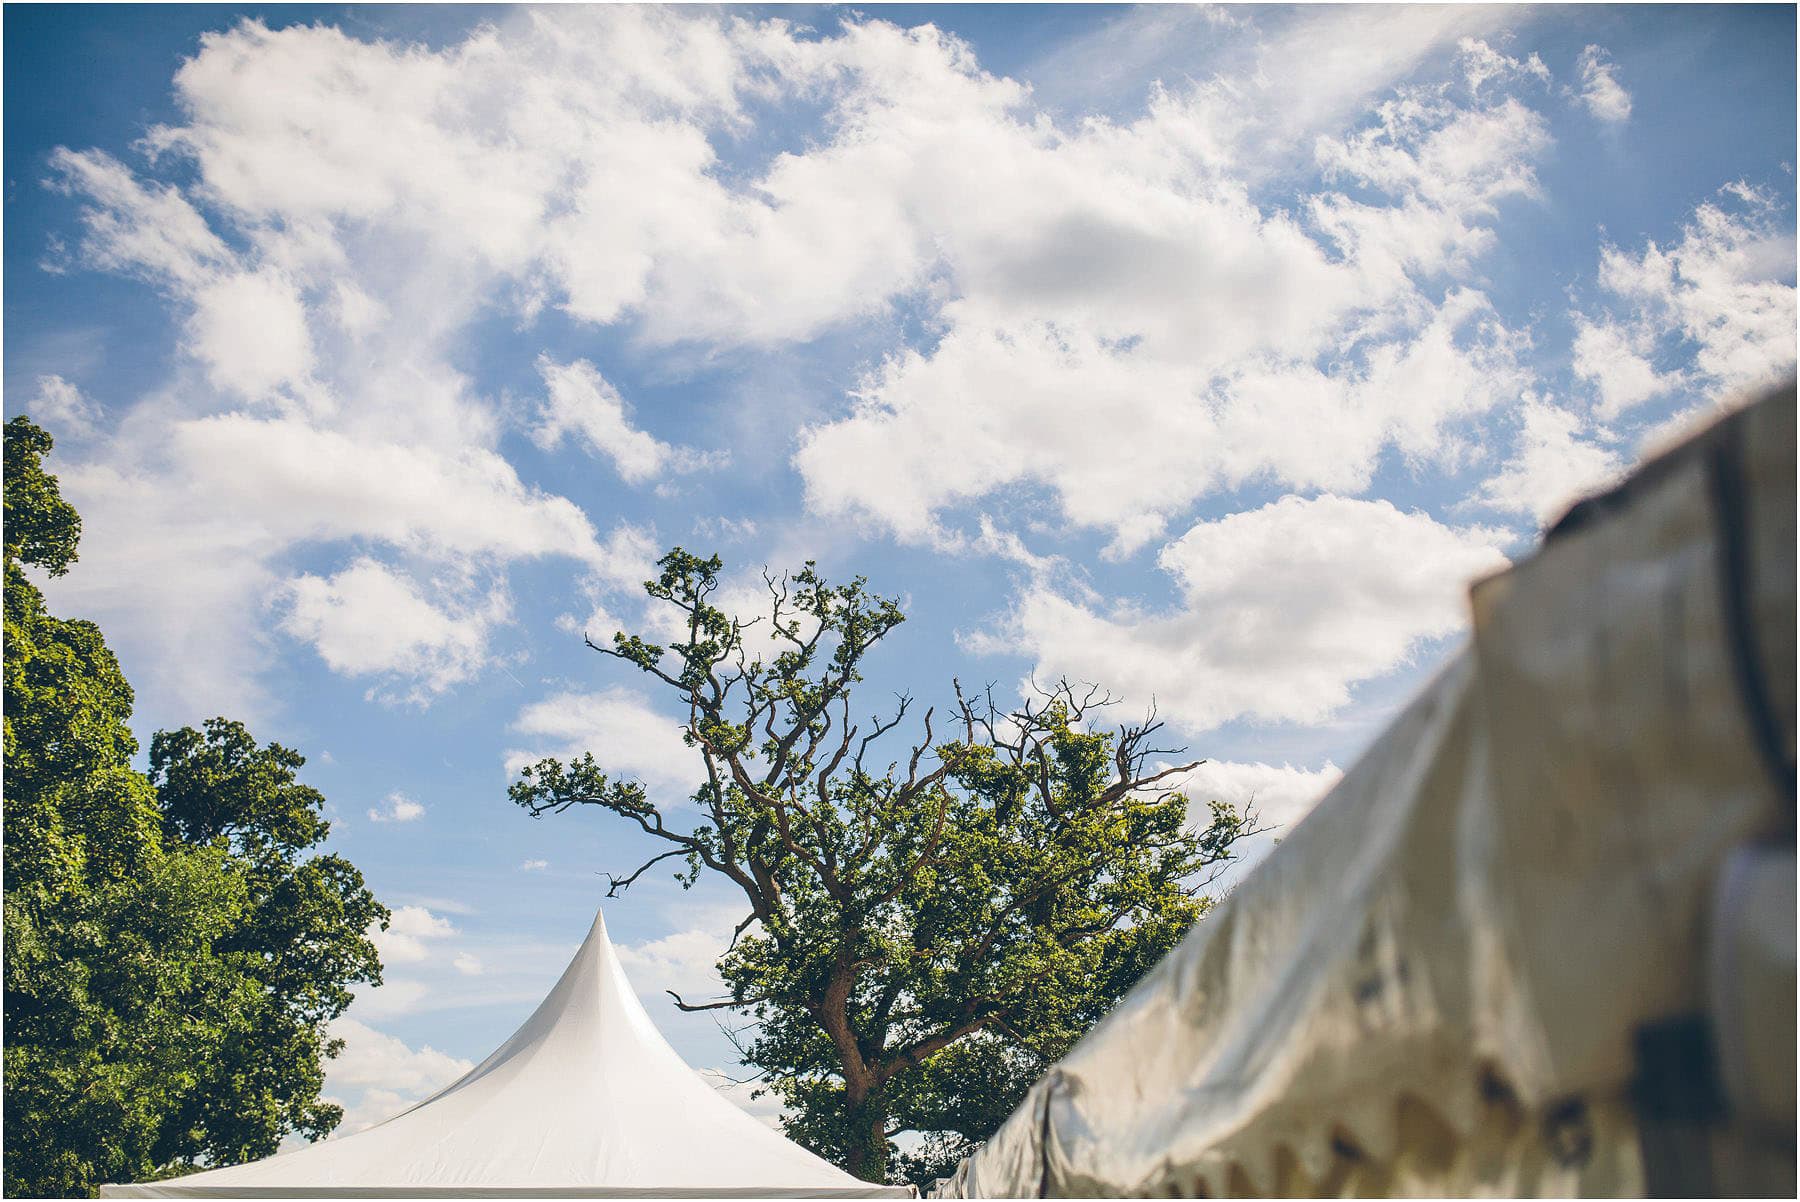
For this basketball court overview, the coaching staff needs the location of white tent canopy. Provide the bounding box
[103,909,909,1198]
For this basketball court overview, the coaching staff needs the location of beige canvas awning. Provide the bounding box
[936,384,1795,1198]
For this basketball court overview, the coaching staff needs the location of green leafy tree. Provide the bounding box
[3,417,387,1197]
[512,549,1257,1184]
[144,718,388,1167]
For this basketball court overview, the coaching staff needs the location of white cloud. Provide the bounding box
[553,525,665,637]
[42,403,626,722]
[1575,45,1631,124]
[168,418,605,563]
[47,146,231,289]
[48,150,318,407]
[116,11,968,350]
[1456,37,1549,96]
[520,859,549,872]
[1316,90,1550,216]
[1032,6,1513,166]
[1168,759,1344,831]
[329,280,386,337]
[37,13,762,720]
[347,933,576,1022]
[279,559,511,703]
[505,687,700,802]
[383,894,478,917]
[593,524,665,591]
[798,288,1532,555]
[370,905,458,965]
[1475,395,1625,526]
[367,790,426,824]
[350,978,430,1020]
[533,357,717,485]
[40,445,284,720]
[28,374,103,439]
[1575,184,1796,417]
[615,927,731,1004]
[51,6,1765,779]
[691,516,758,545]
[1569,316,1677,419]
[187,269,315,400]
[1246,7,1519,150]
[53,9,1543,382]
[967,495,1511,734]
[323,1017,473,1135]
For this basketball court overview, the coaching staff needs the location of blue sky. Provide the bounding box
[6,3,1795,1136]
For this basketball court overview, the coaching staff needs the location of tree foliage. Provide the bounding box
[512,549,1257,1184]
[3,416,387,1197]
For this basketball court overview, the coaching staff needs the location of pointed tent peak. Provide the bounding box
[99,898,911,1196]
[555,902,690,1043]
[548,900,631,1009]
[547,902,615,984]
[573,903,627,989]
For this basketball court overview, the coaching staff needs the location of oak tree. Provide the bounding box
[512,549,1256,1184]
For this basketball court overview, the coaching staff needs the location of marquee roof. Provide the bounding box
[103,909,908,1198]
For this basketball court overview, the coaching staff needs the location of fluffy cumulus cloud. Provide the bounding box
[44,403,615,720]
[349,929,582,1023]
[795,39,1549,555]
[158,418,603,561]
[44,10,1553,569]
[1168,759,1345,832]
[120,10,1014,349]
[504,687,701,803]
[969,496,1511,734]
[279,559,511,704]
[187,269,315,400]
[350,979,431,1021]
[46,146,233,290]
[1568,318,1675,418]
[1475,395,1625,525]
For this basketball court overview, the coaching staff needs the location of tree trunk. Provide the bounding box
[819,963,888,1182]
[841,1090,889,1184]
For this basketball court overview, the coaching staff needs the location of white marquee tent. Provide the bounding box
[934,385,1795,1197]
[102,909,910,1198]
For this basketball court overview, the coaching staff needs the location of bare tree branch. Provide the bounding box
[602,848,689,897]
[668,990,751,1013]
